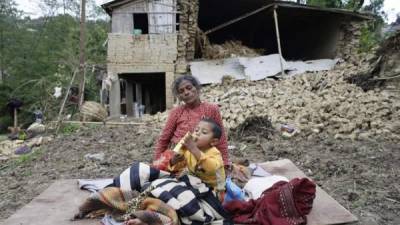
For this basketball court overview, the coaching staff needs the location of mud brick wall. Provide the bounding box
[107,33,178,66]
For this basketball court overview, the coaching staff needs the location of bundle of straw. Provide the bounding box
[80,101,108,122]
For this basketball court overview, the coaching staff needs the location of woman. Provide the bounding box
[154,75,230,165]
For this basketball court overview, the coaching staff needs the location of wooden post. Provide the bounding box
[144,88,151,114]
[55,70,77,134]
[78,0,86,107]
[126,81,134,117]
[135,83,142,105]
[13,108,17,129]
[273,7,285,76]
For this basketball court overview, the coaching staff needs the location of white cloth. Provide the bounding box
[77,179,113,193]
[244,175,289,199]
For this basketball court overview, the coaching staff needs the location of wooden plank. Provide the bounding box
[0,180,95,225]
[273,7,285,76]
[259,159,358,225]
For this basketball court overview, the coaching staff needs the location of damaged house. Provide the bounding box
[101,0,371,117]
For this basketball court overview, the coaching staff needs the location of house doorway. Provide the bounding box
[119,73,166,116]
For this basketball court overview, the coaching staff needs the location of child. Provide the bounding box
[168,118,226,192]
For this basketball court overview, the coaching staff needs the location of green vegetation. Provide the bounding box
[15,148,43,164]
[305,0,386,52]
[60,123,81,135]
[0,0,109,133]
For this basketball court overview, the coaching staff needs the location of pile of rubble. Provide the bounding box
[202,40,263,59]
[198,60,400,140]
[145,58,399,140]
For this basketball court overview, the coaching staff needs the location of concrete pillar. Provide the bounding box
[165,72,175,109]
[126,81,134,117]
[109,78,121,117]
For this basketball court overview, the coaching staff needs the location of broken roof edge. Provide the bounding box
[274,1,374,20]
[101,0,375,20]
[101,0,146,16]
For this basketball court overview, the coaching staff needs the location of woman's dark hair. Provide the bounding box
[172,75,201,98]
[201,117,222,140]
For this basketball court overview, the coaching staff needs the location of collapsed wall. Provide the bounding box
[335,21,365,63]
[376,31,400,90]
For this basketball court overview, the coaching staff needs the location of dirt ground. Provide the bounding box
[0,119,399,225]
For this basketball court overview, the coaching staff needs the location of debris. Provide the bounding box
[27,122,46,137]
[198,60,400,141]
[53,87,62,98]
[202,40,263,59]
[84,153,105,162]
[14,145,32,155]
[190,54,338,84]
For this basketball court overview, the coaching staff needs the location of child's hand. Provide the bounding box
[170,153,185,165]
[182,134,197,153]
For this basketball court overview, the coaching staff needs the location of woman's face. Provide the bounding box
[177,80,200,104]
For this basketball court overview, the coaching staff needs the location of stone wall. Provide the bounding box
[175,0,199,73]
[335,20,365,63]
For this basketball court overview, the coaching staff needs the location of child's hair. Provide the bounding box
[201,117,222,140]
[172,75,201,98]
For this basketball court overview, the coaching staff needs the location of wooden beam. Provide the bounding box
[273,7,285,76]
[204,4,275,35]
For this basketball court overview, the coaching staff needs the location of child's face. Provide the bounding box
[192,121,218,150]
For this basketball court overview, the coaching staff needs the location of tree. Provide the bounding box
[0,0,21,83]
[0,1,109,132]
[306,0,366,11]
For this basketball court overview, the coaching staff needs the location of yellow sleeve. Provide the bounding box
[196,148,224,174]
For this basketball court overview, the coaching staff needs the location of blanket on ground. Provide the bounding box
[76,187,178,225]
[113,162,231,225]
[76,162,231,225]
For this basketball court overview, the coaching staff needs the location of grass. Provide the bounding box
[15,147,45,165]
[60,123,81,135]
[0,148,46,172]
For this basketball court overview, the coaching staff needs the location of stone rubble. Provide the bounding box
[146,60,400,141]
